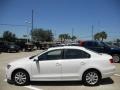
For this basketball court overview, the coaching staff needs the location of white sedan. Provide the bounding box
[6,46,115,86]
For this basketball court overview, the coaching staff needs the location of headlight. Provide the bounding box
[7,64,11,69]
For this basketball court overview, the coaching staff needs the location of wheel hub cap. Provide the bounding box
[15,72,26,85]
[86,72,98,85]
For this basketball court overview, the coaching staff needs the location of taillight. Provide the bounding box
[109,59,114,63]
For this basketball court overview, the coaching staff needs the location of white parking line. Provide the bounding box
[114,74,120,77]
[24,86,43,90]
[4,79,43,90]
[4,79,7,82]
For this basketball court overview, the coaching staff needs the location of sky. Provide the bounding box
[0,0,120,40]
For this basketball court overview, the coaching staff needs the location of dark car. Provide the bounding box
[67,43,80,46]
[0,42,4,53]
[80,40,120,63]
[2,44,20,52]
[22,43,34,51]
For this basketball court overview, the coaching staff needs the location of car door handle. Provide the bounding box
[81,62,86,65]
[56,63,61,66]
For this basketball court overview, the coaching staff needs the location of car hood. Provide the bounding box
[110,47,120,51]
[9,57,30,65]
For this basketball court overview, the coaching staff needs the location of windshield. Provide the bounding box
[104,43,119,48]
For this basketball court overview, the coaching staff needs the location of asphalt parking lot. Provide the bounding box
[0,50,120,90]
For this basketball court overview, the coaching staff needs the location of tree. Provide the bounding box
[31,28,53,42]
[45,30,53,41]
[59,34,71,42]
[94,33,101,40]
[94,31,107,41]
[100,31,107,41]
[71,36,77,41]
[59,34,64,42]
[3,31,17,42]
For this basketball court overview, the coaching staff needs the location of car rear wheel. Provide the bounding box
[82,70,100,86]
[12,70,30,86]
[112,54,120,63]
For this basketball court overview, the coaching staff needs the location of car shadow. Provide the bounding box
[100,78,114,85]
[29,78,114,86]
[30,81,83,86]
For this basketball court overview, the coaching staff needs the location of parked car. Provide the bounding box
[67,43,80,46]
[5,44,20,52]
[0,42,5,53]
[22,43,34,51]
[80,40,120,63]
[6,46,115,86]
[0,44,20,53]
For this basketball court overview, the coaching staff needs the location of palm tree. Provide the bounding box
[100,31,107,41]
[94,31,107,41]
[71,36,77,41]
[94,33,101,40]
[59,34,71,42]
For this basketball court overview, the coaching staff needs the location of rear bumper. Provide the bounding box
[102,66,116,78]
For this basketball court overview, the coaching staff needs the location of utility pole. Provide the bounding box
[31,10,34,31]
[31,10,34,41]
[72,28,74,41]
[92,25,94,40]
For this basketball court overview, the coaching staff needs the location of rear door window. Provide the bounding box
[64,49,90,59]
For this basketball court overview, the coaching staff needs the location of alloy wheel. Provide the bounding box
[113,55,120,63]
[85,72,99,85]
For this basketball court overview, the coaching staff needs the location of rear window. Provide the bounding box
[83,41,98,47]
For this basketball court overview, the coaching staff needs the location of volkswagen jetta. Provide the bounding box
[6,46,115,86]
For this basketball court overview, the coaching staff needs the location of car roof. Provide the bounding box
[83,40,102,43]
[47,46,85,51]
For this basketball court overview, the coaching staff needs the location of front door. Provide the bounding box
[31,49,63,81]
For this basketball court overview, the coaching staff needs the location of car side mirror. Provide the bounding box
[34,59,38,62]
[33,57,39,62]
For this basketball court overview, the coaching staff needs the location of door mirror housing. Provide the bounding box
[33,57,39,62]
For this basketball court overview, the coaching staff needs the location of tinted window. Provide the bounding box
[84,41,93,47]
[64,49,90,59]
[83,41,101,47]
[97,42,105,47]
[38,49,62,60]
[38,53,47,60]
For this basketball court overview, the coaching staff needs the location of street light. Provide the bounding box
[25,20,31,43]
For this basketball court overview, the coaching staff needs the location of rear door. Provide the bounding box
[61,49,90,80]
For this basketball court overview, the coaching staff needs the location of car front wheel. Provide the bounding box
[82,70,100,86]
[12,70,30,86]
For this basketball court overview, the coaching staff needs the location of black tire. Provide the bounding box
[112,54,120,63]
[82,70,100,86]
[16,50,19,52]
[7,49,10,53]
[12,70,30,86]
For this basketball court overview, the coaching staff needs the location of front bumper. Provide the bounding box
[5,68,12,81]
